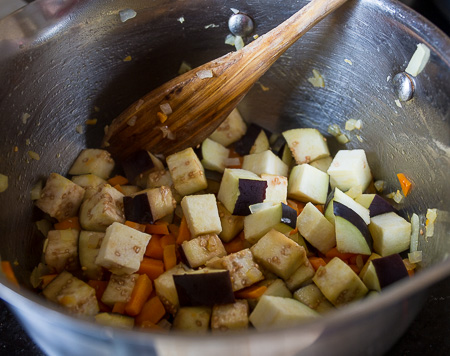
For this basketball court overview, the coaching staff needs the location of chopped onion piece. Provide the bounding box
[336,133,349,144]
[225,34,236,46]
[177,16,185,24]
[426,208,437,238]
[395,99,402,108]
[385,191,395,199]
[0,174,8,193]
[344,59,353,65]
[307,69,325,88]
[355,119,362,129]
[345,119,358,131]
[28,151,40,161]
[249,202,276,214]
[160,103,173,115]
[159,126,176,140]
[22,113,31,124]
[119,9,137,22]
[356,135,363,142]
[36,219,52,237]
[234,36,245,50]
[410,213,420,252]
[408,250,423,264]
[197,69,213,79]
[76,125,84,134]
[374,180,385,192]
[30,180,43,200]
[327,124,341,137]
[230,8,240,14]
[393,190,404,203]
[405,43,430,77]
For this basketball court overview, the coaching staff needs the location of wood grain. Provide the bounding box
[102,0,349,160]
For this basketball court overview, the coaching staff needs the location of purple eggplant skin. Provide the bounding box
[121,150,155,182]
[281,203,297,229]
[333,201,373,251]
[233,179,268,216]
[233,124,268,156]
[369,195,398,217]
[123,194,154,224]
[372,254,409,289]
[173,271,236,307]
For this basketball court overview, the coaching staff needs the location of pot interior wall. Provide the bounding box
[0,0,448,290]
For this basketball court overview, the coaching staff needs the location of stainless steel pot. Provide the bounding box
[0,0,449,355]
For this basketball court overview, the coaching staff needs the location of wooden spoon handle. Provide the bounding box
[103,0,349,159]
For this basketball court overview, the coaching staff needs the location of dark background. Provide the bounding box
[1,0,449,355]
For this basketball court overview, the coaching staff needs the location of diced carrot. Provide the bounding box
[228,147,242,158]
[125,220,146,233]
[40,274,58,289]
[289,227,298,235]
[168,223,180,237]
[112,302,127,314]
[113,184,125,194]
[135,295,166,326]
[88,280,109,300]
[125,274,153,316]
[146,223,170,235]
[348,264,360,274]
[145,234,164,260]
[397,173,412,197]
[325,247,356,261]
[287,199,306,216]
[176,216,191,244]
[160,234,176,249]
[107,175,129,186]
[309,257,327,271]
[138,258,165,280]
[223,231,246,254]
[234,285,268,299]
[407,269,415,277]
[54,217,81,230]
[163,244,177,271]
[315,204,325,214]
[1,261,19,287]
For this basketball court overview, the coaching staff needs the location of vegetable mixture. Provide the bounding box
[26,108,421,332]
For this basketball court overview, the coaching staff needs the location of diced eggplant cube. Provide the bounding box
[35,173,85,222]
[334,201,373,255]
[101,273,138,307]
[233,123,268,156]
[211,300,249,331]
[261,174,288,204]
[282,128,330,164]
[251,229,307,280]
[174,270,235,307]
[182,234,227,268]
[121,150,164,183]
[242,150,289,177]
[333,187,370,224]
[244,203,297,244]
[167,147,207,196]
[206,248,264,291]
[71,174,107,189]
[69,149,115,179]
[154,263,191,315]
[363,254,409,291]
[297,202,336,254]
[249,295,318,330]
[146,169,173,189]
[284,260,316,291]
[209,108,247,147]
[79,184,125,232]
[250,130,270,154]
[78,230,104,280]
[217,202,244,243]
[173,306,212,333]
[125,186,176,224]
[201,138,230,173]
[43,271,99,316]
[327,149,372,192]
[95,222,151,275]
[45,229,79,273]
[355,194,397,217]
[368,212,411,256]
[260,279,293,299]
[217,169,267,216]
[313,257,368,307]
[359,252,382,280]
[119,185,141,196]
[288,164,329,205]
[309,156,333,173]
[293,284,334,314]
[181,194,222,237]
[95,313,135,329]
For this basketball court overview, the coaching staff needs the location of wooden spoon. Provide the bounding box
[103,0,349,160]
